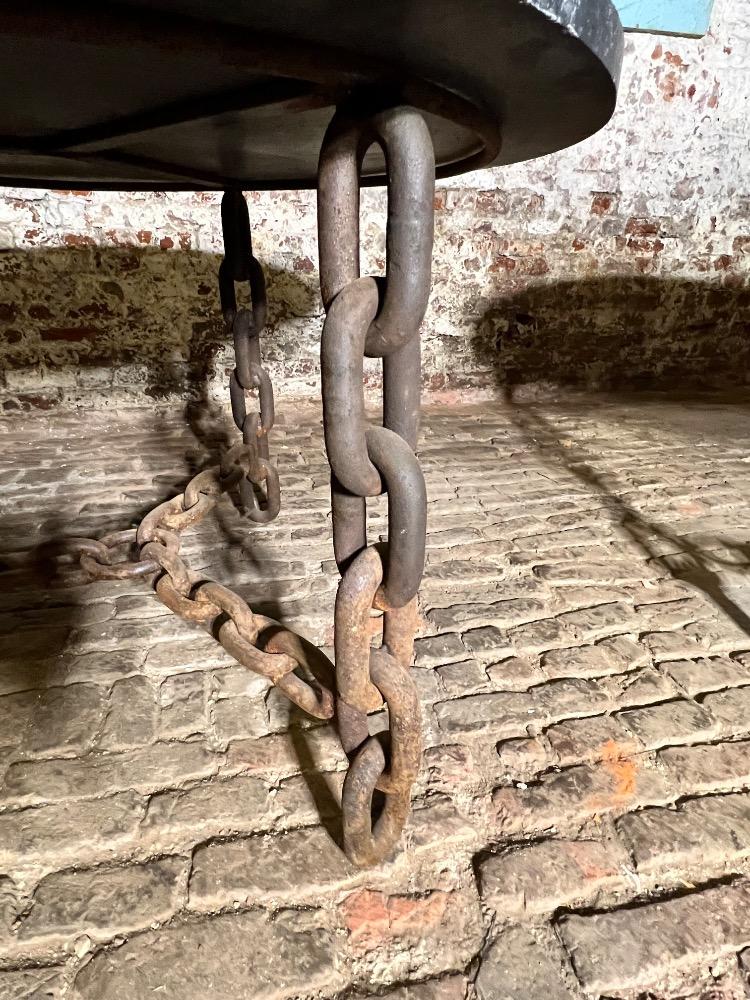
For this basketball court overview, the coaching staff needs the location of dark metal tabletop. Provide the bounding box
[1,1,623,190]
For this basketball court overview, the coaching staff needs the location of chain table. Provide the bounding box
[2,1,623,867]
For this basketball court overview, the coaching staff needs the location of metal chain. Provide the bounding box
[318,106,435,867]
[219,190,280,524]
[68,452,334,719]
[65,120,435,870]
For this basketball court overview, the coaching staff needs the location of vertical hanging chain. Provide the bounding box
[219,190,280,523]
[318,106,435,867]
[65,128,435,871]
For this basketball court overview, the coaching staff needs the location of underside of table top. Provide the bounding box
[0,0,623,190]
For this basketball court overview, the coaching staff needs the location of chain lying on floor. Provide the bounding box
[66,454,335,719]
[63,105,434,868]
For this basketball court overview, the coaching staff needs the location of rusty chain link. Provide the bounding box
[66,109,435,869]
[71,457,335,719]
[318,105,435,867]
[219,189,280,524]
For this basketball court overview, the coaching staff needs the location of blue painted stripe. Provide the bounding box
[613,0,714,36]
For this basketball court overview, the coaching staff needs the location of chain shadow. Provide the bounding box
[500,392,750,643]
[287,715,346,849]
[472,274,750,394]
[0,514,83,698]
[468,273,750,640]
[0,244,321,765]
[0,238,349,861]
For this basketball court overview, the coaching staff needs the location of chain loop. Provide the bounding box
[71,464,333,721]
[321,276,381,496]
[335,545,386,714]
[319,105,434,866]
[68,107,435,870]
[219,190,267,330]
[340,648,421,868]
[365,427,427,609]
[69,530,159,580]
[318,106,435,357]
[220,190,279,523]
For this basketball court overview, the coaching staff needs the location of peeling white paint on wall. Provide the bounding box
[0,0,747,410]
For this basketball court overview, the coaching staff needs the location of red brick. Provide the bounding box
[340,886,483,969]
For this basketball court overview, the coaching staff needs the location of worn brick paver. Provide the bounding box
[2,397,750,998]
[558,880,750,994]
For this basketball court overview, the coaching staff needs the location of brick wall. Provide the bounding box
[0,0,747,412]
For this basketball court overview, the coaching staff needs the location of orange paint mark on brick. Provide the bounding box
[601,740,637,798]
[677,500,709,516]
[585,740,639,814]
[429,389,466,407]
[342,889,389,945]
[651,44,663,60]
[341,889,450,952]
[389,893,448,932]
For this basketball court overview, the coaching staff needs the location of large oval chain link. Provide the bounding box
[319,105,435,866]
[220,189,280,523]
[66,108,435,871]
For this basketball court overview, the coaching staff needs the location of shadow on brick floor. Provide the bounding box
[0,409,291,746]
[501,397,750,644]
[0,514,88,694]
[472,274,750,641]
[1,247,312,615]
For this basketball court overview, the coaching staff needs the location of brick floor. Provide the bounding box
[2,395,750,999]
